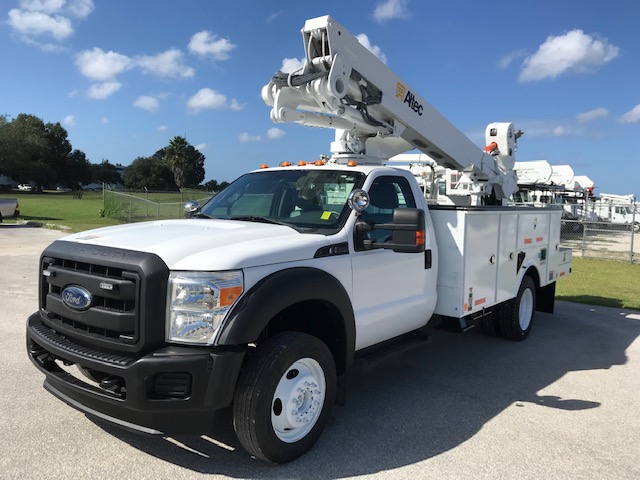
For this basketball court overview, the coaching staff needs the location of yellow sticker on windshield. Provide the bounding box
[321,211,332,220]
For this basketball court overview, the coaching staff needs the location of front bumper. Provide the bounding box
[26,313,245,434]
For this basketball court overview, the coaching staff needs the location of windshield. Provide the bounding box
[199,169,365,232]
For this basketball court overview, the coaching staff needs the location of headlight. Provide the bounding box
[167,271,244,345]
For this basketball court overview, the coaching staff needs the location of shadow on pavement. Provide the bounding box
[91,301,640,478]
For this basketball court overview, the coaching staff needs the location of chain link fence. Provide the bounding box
[560,201,638,263]
[102,188,638,264]
[101,188,213,223]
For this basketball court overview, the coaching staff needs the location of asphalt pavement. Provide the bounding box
[1,226,640,479]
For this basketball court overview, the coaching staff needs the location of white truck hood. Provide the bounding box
[60,219,331,270]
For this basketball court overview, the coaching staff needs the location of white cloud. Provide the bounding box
[187,88,242,113]
[238,128,286,143]
[619,105,640,124]
[372,0,410,23]
[66,0,94,18]
[238,132,262,143]
[8,0,94,47]
[497,49,527,69]
[136,49,195,78]
[8,8,73,40]
[188,31,236,60]
[195,143,206,151]
[19,0,94,17]
[267,127,286,140]
[133,95,161,112]
[552,125,573,137]
[19,0,65,14]
[280,57,304,74]
[356,34,387,64]
[519,29,619,82]
[75,47,193,97]
[87,81,121,99]
[266,11,282,24]
[63,114,76,127]
[101,117,109,124]
[157,125,168,131]
[76,47,132,80]
[577,107,608,123]
[515,119,579,138]
[228,98,242,110]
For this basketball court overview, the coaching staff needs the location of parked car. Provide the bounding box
[18,184,33,191]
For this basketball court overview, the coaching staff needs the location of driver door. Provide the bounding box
[350,175,436,349]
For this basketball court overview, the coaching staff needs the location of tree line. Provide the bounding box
[0,113,227,192]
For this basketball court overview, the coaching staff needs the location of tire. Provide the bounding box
[232,332,337,463]
[496,275,536,341]
[479,313,501,337]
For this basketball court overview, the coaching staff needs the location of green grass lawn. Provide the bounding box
[1,191,122,232]
[556,257,640,311]
[2,191,639,311]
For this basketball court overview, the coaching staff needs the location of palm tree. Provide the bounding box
[165,136,188,189]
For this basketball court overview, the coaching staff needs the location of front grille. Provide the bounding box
[41,256,140,346]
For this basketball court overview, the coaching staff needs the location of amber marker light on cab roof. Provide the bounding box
[279,161,292,167]
[347,160,357,167]
[259,163,269,169]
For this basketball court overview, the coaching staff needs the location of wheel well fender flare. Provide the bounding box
[217,267,356,369]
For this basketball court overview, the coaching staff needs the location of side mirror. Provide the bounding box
[388,208,426,253]
[184,201,200,218]
[361,208,426,253]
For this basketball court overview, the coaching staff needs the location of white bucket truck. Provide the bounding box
[26,16,572,463]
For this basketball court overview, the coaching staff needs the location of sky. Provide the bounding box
[2,0,639,200]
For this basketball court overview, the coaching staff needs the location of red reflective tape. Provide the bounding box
[536,237,544,242]
[474,297,486,306]
[524,238,532,244]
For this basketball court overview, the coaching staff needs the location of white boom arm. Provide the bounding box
[262,15,522,202]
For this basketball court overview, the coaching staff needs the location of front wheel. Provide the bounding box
[232,332,336,463]
[496,275,536,341]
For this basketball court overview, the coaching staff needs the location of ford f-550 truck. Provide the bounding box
[26,16,572,463]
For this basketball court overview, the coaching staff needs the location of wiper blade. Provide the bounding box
[191,212,212,219]
[229,216,291,227]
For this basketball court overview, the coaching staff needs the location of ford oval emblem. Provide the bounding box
[61,285,93,311]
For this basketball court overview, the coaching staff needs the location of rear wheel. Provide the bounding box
[232,332,336,463]
[497,275,536,341]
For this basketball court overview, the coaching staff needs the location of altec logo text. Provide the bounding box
[396,82,423,116]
